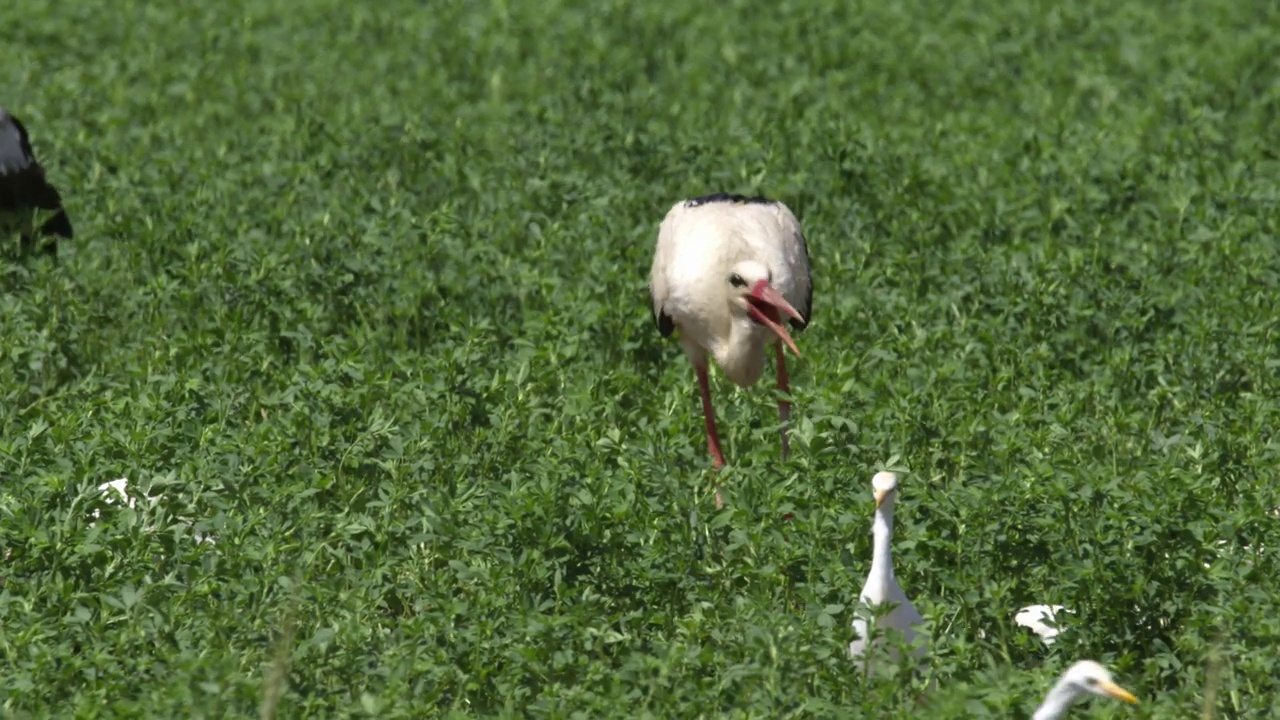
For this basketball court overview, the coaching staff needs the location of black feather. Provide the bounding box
[1,108,73,257]
[791,230,813,331]
[685,192,775,208]
[39,208,73,239]
[654,306,675,337]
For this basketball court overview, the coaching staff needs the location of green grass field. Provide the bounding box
[4,0,1280,716]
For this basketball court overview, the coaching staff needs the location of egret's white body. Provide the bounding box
[648,193,812,499]
[849,471,927,671]
[1033,660,1139,719]
[1016,604,1070,645]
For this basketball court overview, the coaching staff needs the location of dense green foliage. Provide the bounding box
[4,0,1279,716]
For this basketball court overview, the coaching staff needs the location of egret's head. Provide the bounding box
[872,471,899,509]
[1062,661,1138,706]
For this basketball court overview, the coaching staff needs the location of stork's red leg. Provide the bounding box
[775,340,791,460]
[696,364,726,467]
[696,363,727,508]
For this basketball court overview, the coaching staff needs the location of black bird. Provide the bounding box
[1,107,73,257]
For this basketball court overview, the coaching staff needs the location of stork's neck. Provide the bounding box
[710,316,769,387]
[1031,679,1077,720]
[869,501,896,582]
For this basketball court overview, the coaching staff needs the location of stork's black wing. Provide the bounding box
[790,230,812,331]
[1,108,73,256]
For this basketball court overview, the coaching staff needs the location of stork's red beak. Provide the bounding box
[745,280,804,357]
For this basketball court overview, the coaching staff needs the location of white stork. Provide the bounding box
[648,193,812,501]
[0,107,73,257]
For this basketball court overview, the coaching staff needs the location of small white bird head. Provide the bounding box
[725,259,805,357]
[871,471,899,509]
[1060,661,1138,705]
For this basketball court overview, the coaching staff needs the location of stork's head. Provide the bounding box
[726,260,805,357]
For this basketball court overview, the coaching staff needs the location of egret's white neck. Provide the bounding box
[869,499,896,582]
[1031,679,1078,720]
[710,315,769,387]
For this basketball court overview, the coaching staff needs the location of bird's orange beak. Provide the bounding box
[746,280,804,357]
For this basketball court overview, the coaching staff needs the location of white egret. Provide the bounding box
[1016,604,1070,646]
[1033,660,1138,719]
[849,471,927,671]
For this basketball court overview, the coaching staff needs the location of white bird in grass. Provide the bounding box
[1033,660,1138,719]
[839,474,1137,716]
[849,471,927,670]
[1016,604,1070,646]
[648,193,812,505]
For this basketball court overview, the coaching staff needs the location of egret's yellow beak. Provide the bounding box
[1099,681,1138,705]
[874,489,889,509]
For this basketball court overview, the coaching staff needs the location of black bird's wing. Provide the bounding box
[791,229,812,332]
[0,108,74,255]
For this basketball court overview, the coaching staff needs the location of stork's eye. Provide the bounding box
[1084,677,1098,687]
[729,273,747,288]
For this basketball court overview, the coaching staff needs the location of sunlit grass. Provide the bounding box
[2,0,1279,716]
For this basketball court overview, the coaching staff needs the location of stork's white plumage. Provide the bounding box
[849,471,927,671]
[1032,660,1138,719]
[649,193,812,501]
